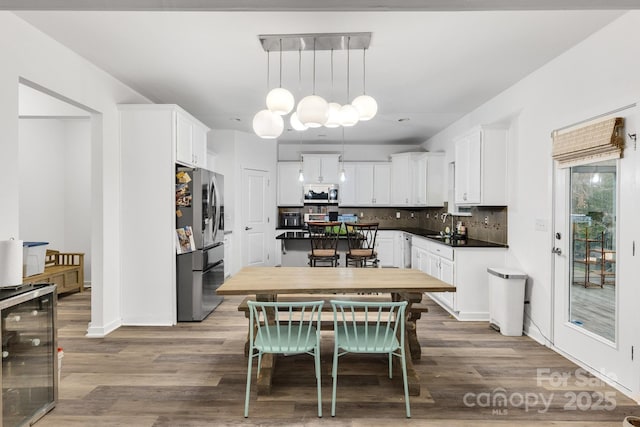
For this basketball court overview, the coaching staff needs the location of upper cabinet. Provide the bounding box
[277,162,304,207]
[414,153,445,207]
[454,126,507,206]
[339,162,390,207]
[176,110,209,168]
[302,154,340,184]
[390,152,445,207]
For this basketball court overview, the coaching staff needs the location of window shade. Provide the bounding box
[552,117,625,168]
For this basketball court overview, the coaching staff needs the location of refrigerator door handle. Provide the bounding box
[211,176,221,241]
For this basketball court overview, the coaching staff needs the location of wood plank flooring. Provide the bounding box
[36,290,639,426]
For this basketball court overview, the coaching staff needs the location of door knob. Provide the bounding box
[245,226,252,231]
[552,247,562,255]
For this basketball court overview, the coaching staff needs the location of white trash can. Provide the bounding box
[488,267,528,336]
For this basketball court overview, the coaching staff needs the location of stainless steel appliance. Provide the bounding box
[176,167,224,321]
[1,284,57,426]
[303,184,338,204]
[280,212,301,228]
[303,213,328,224]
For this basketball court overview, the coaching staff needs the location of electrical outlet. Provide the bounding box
[359,212,364,218]
[396,211,401,219]
[410,212,414,218]
[484,216,489,225]
[426,213,430,219]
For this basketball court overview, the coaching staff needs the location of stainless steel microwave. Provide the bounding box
[304,184,338,204]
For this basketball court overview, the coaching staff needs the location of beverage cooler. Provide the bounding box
[1,284,57,426]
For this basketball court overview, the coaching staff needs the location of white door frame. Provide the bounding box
[551,109,639,400]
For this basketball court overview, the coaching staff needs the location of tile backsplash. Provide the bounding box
[279,205,508,245]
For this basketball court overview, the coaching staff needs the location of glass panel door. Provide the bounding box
[569,161,616,342]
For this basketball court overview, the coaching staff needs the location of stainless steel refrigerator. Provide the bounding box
[176,167,224,321]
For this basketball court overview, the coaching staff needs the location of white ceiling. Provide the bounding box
[13,8,626,145]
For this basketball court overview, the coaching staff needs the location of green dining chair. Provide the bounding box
[330,300,410,418]
[244,300,324,418]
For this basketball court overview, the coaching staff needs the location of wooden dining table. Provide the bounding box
[216,266,456,396]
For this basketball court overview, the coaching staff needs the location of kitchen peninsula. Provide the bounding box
[276,226,507,321]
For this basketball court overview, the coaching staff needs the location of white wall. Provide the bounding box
[18,119,67,248]
[210,130,277,275]
[64,119,92,283]
[278,142,425,162]
[424,11,640,345]
[18,118,92,283]
[1,12,150,336]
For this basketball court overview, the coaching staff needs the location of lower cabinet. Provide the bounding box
[412,236,506,321]
[375,231,396,267]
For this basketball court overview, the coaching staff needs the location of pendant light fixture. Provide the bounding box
[339,36,360,127]
[253,50,284,139]
[352,48,378,121]
[324,49,342,128]
[253,33,374,139]
[290,48,309,131]
[296,38,329,128]
[266,39,295,115]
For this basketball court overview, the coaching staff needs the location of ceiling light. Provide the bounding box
[253,32,374,139]
[266,39,294,115]
[290,112,308,131]
[352,48,377,121]
[252,109,284,139]
[325,102,342,128]
[339,37,359,127]
[297,38,328,127]
[339,104,359,127]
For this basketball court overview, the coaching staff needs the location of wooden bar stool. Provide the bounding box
[307,221,342,267]
[345,222,379,268]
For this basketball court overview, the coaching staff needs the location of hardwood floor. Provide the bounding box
[37,289,639,426]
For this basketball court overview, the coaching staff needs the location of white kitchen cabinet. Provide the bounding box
[391,152,444,207]
[176,110,209,168]
[414,153,445,207]
[454,126,507,206]
[375,230,396,267]
[390,153,412,206]
[277,162,303,206]
[119,104,210,325]
[411,235,506,321]
[372,164,391,205]
[339,162,390,207]
[302,154,340,184]
[339,163,358,205]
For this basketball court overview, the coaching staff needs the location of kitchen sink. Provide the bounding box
[426,234,446,239]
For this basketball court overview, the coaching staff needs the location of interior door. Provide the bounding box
[242,168,269,267]
[552,111,639,395]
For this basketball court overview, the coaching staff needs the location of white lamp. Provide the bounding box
[296,38,328,128]
[266,39,295,115]
[353,48,377,121]
[339,104,359,127]
[290,112,308,131]
[253,109,284,139]
[324,102,342,128]
[352,95,377,121]
[297,95,329,128]
[339,38,360,128]
[266,88,294,115]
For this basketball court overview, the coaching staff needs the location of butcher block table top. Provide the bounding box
[216,266,456,295]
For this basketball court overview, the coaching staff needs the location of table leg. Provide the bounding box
[255,294,276,395]
[395,292,424,396]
